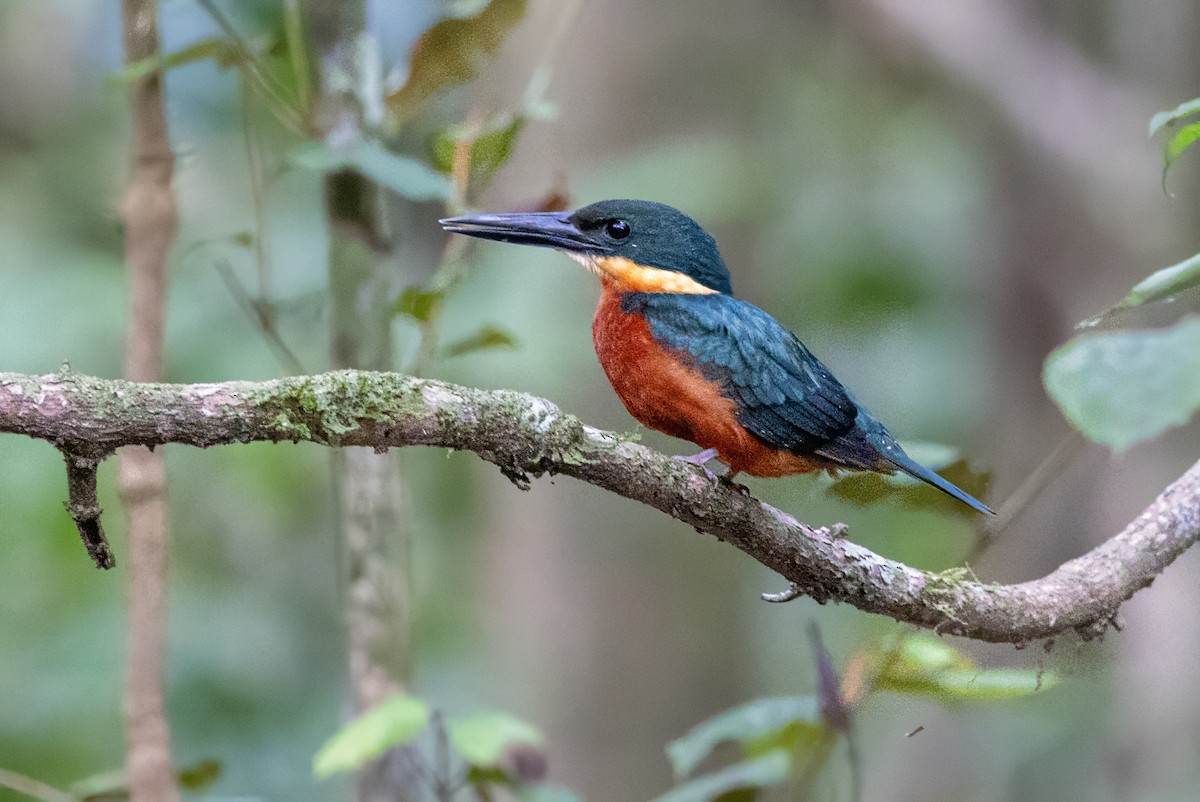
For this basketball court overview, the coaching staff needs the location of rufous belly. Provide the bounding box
[591,290,829,478]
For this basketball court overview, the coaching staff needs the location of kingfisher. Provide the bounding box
[440,199,993,515]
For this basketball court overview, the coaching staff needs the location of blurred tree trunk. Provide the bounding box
[304,3,418,800]
[119,0,179,800]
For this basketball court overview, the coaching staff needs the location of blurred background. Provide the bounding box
[2,0,1200,800]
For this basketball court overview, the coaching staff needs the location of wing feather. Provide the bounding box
[625,293,860,455]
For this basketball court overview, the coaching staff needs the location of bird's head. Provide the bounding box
[440,199,733,295]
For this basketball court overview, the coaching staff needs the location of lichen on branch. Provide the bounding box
[2,369,1198,644]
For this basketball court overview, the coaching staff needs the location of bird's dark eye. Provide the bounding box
[605,219,631,240]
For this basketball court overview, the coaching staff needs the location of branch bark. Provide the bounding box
[4,369,1197,645]
[119,0,179,799]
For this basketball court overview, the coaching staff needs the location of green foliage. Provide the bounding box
[312,701,577,798]
[387,0,528,120]
[829,441,990,516]
[431,115,527,184]
[1164,122,1200,178]
[1151,97,1200,182]
[656,631,1054,800]
[289,140,450,201]
[1044,315,1200,450]
[443,324,519,358]
[660,696,829,801]
[177,760,223,792]
[875,636,1055,701]
[1148,97,1200,137]
[449,711,542,767]
[394,286,446,323]
[1091,250,1200,318]
[312,694,431,778]
[651,751,793,802]
[666,696,820,779]
[1046,102,1200,448]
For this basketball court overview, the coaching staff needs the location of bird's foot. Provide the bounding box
[674,447,719,467]
[674,448,721,486]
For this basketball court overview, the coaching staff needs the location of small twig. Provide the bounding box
[0,767,76,802]
[237,70,272,300]
[967,431,1086,562]
[194,0,306,134]
[214,260,307,374]
[761,582,804,603]
[62,450,116,569]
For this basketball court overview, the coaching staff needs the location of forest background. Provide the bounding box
[3,1,1200,800]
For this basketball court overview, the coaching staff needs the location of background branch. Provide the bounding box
[304,3,419,799]
[119,0,179,799]
[4,369,1196,646]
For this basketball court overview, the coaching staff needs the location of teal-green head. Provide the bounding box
[440,199,734,295]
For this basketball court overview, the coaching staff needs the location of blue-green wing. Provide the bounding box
[624,293,866,458]
[624,292,994,513]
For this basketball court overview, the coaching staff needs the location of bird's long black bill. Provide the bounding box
[439,212,610,254]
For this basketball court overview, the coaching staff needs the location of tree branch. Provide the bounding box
[3,369,1197,645]
[62,450,115,570]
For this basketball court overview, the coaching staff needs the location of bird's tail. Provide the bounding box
[883,450,995,516]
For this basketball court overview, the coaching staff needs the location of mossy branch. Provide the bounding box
[3,369,1198,644]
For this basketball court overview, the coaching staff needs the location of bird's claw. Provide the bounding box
[719,474,751,495]
[675,447,719,467]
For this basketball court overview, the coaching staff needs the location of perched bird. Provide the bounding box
[441,200,993,515]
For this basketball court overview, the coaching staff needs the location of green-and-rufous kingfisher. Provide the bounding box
[441,199,993,515]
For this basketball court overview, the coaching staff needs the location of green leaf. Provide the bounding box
[313,695,430,778]
[431,116,527,180]
[442,325,518,358]
[651,751,793,802]
[111,37,238,85]
[394,286,446,322]
[666,696,819,779]
[449,711,544,769]
[177,759,222,791]
[925,668,1057,699]
[289,140,450,201]
[1148,97,1200,137]
[1043,315,1200,450]
[1096,251,1200,318]
[388,0,527,117]
[1164,120,1200,179]
[876,636,1056,701]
